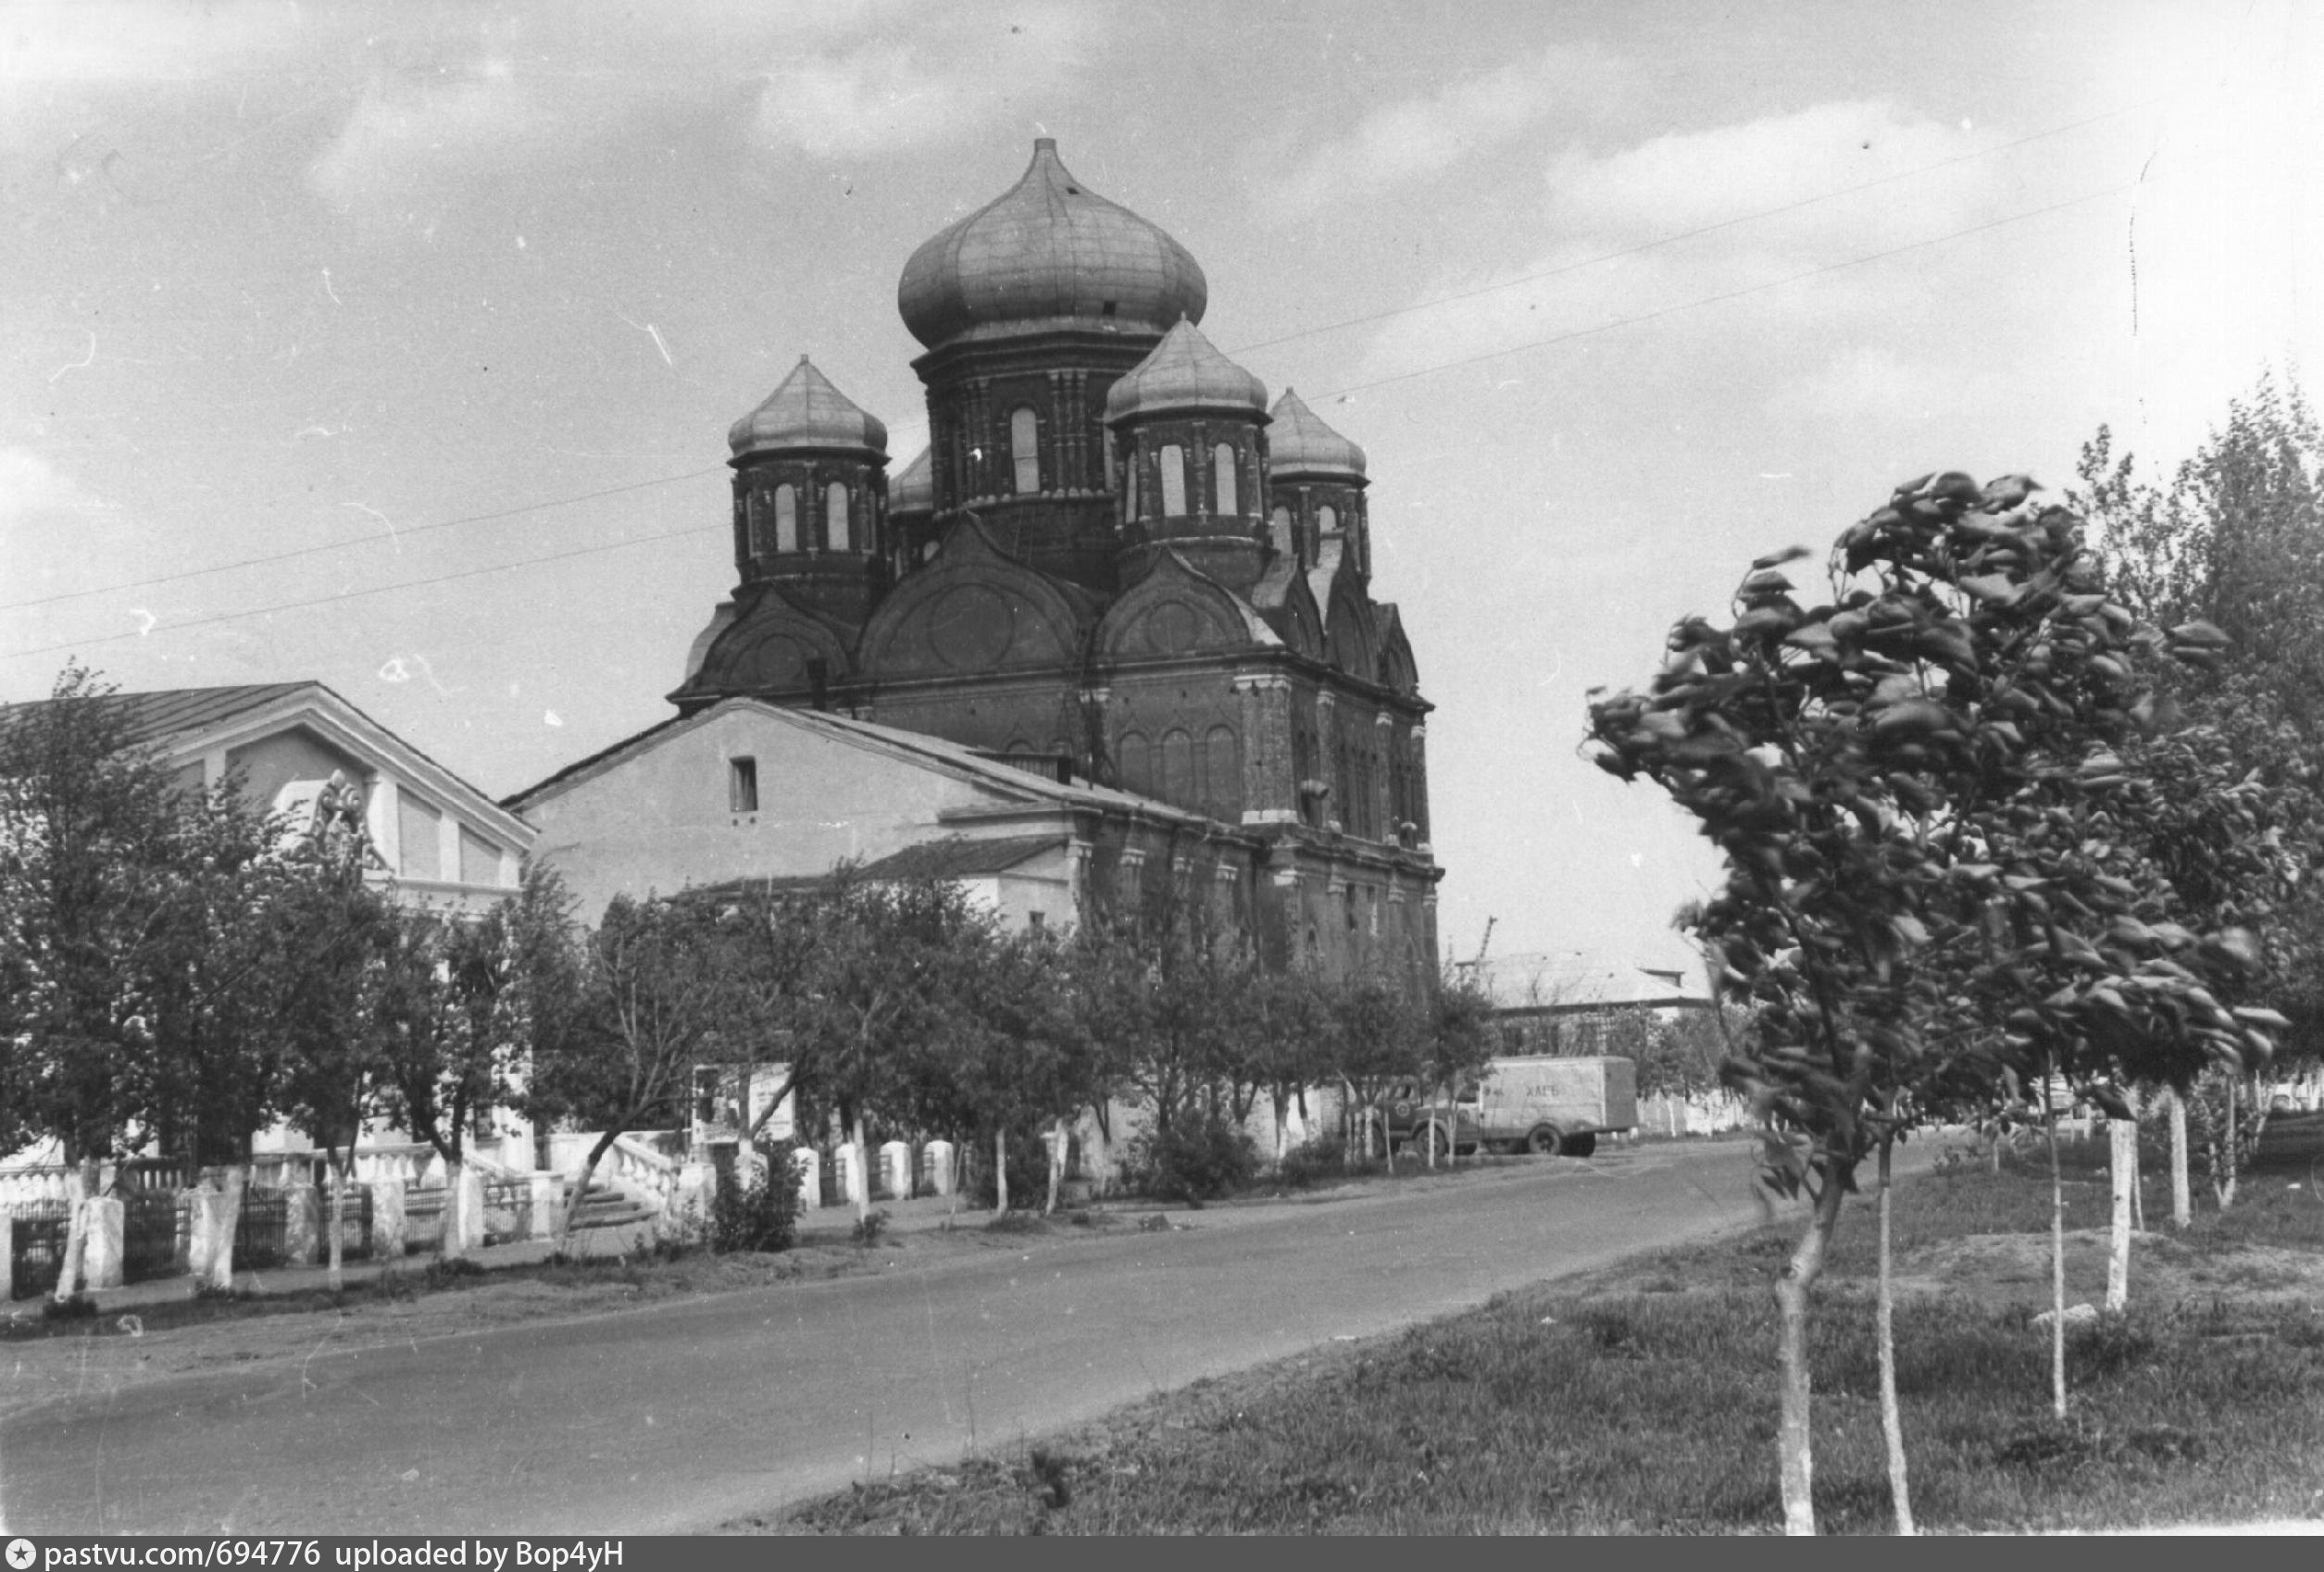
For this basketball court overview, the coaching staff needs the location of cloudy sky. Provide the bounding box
[3,0,2316,972]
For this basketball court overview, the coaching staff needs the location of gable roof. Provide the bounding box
[0,683,310,752]
[1464,949,1710,1014]
[507,697,1241,840]
[684,833,1068,902]
[1,680,533,846]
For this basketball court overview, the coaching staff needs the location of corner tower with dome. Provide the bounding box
[671,140,1438,977]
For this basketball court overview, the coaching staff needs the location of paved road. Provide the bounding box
[1,1142,1913,1534]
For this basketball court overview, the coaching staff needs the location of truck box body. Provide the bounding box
[1464,1055,1637,1142]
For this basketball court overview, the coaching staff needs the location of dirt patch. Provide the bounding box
[1891,1228,2324,1313]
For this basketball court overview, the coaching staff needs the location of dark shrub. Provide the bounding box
[1128,1112,1258,1204]
[710,1143,804,1254]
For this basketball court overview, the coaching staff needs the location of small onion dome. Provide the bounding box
[729,356,888,459]
[1266,388,1367,480]
[891,445,934,516]
[898,139,1208,350]
[1104,318,1268,424]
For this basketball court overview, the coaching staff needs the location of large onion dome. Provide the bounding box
[1104,318,1268,424]
[897,140,1207,350]
[1265,388,1367,480]
[728,356,888,459]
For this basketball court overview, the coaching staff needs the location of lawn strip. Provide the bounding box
[756,1148,2324,1535]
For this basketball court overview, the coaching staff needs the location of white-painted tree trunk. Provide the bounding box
[854,1114,871,1226]
[52,1157,97,1304]
[993,1128,1008,1216]
[2168,1090,2191,1227]
[327,1151,347,1295]
[2044,1068,2068,1420]
[1045,1117,1066,1216]
[1875,1132,1914,1535]
[2106,1101,2137,1313]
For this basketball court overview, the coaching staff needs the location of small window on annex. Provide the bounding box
[1159,443,1187,517]
[1011,406,1041,495]
[729,756,759,815]
[825,482,851,551]
[774,485,799,553]
[1212,443,1238,515]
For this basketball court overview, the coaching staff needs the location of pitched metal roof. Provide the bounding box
[682,834,1067,903]
[0,683,312,752]
[1464,950,1710,1014]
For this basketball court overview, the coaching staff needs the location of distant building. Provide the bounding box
[643,139,1440,980]
[1460,949,1712,1056]
[0,681,531,916]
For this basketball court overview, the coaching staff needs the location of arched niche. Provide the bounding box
[1098,550,1271,662]
[690,588,853,693]
[857,514,1088,682]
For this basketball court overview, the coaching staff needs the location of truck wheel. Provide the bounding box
[1418,1122,1453,1165]
[1565,1132,1598,1158]
[1526,1125,1564,1156]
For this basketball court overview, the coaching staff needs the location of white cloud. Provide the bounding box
[1546,99,1999,253]
[0,447,107,523]
[750,6,1100,158]
[0,0,303,83]
[1353,99,2018,403]
[306,59,559,213]
[1272,46,1618,217]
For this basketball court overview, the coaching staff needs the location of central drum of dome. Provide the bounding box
[897,139,1208,349]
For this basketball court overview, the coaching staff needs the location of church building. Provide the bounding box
[582,141,1441,977]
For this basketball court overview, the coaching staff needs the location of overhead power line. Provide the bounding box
[6,97,2160,630]
[1,174,2143,667]
[1,520,726,665]
[0,466,726,615]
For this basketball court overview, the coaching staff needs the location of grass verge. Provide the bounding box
[766,1136,2324,1534]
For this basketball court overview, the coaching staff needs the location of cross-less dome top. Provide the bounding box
[729,356,888,458]
[1105,318,1268,424]
[1266,388,1368,480]
[898,140,1207,351]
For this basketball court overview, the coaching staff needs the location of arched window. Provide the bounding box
[774,484,798,553]
[825,481,850,551]
[1011,406,1041,495]
[1212,443,1238,516]
[1161,729,1193,806]
[746,489,768,557]
[1205,724,1242,820]
[1159,444,1187,517]
[1318,504,1337,539]
[1269,505,1293,557]
[1118,730,1152,794]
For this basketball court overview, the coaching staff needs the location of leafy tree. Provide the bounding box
[1586,471,2280,1534]
[530,888,719,1248]
[379,870,577,1254]
[783,876,994,1222]
[0,665,185,1295]
[2079,375,2324,1204]
[270,821,403,1291]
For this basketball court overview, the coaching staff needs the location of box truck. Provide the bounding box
[1385,1055,1638,1159]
